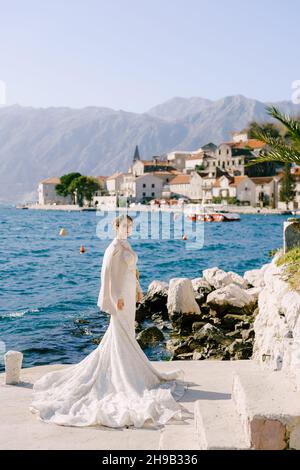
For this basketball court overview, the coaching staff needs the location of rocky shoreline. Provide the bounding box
[135,265,268,361]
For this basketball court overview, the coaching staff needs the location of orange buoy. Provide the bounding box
[59,228,67,236]
[80,245,86,254]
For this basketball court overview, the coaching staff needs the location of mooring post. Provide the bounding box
[4,350,23,385]
[283,218,300,254]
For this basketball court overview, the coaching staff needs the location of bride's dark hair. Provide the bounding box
[113,214,133,230]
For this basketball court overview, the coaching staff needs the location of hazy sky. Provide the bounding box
[0,0,299,112]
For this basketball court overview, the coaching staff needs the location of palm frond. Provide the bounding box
[247,106,300,167]
[245,148,300,167]
[251,127,285,148]
[267,106,300,149]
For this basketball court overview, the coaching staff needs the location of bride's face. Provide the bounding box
[117,219,133,238]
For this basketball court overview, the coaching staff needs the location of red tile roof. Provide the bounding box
[169,174,191,185]
[250,177,275,185]
[229,176,248,187]
[227,139,266,150]
[213,175,247,188]
[107,172,124,180]
[40,176,61,184]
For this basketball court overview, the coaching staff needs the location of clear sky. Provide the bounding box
[0,0,299,112]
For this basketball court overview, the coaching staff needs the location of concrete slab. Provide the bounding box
[0,360,248,450]
[232,365,300,450]
[195,400,250,450]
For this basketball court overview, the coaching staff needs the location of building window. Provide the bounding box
[227,149,229,155]
[143,183,146,188]
[219,150,221,155]
[166,178,169,182]
[151,183,155,188]
[151,192,155,197]
[143,192,146,197]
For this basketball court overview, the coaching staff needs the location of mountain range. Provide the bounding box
[0,94,299,203]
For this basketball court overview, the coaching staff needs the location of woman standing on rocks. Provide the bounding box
[30,214,188,429]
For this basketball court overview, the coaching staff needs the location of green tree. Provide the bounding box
[247,106,300,166]
[279,162,296,209]
[248,121,281,139]
[55,172,82,203]
[195,164,205,172]
[69,176,100,207]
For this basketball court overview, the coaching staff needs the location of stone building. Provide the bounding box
[212,175,256,205]
[250,176,278,208]
[38,177,72,205]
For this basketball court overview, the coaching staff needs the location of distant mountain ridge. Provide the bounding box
[0,95,299,203]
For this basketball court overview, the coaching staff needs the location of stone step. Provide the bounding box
[194,399,250,450]
[159,422,200,450]
[232,367,300,450]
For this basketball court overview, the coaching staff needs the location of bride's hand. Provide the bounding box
[117,298,124,310]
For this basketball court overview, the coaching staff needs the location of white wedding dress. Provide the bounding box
[30,237,188,428]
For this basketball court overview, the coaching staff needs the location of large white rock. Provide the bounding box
[4,350,23,385]
[191,277,212,293]
[247,287,263,303]
[253,258,300,389]
[167,278,200,315]
[147,280,169,296]
[203,267,249,290]
[206,283,255,310]
[244,264,269,288]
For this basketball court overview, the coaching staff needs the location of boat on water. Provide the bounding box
[187,211,240,222]
[184,204,240,222]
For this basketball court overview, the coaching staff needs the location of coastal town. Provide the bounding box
[34,129,300,213]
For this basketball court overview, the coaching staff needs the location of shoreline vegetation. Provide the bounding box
[276,246,300,293]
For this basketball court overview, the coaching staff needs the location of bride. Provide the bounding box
[30,214,188,428]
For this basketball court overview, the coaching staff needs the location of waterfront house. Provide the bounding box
[132,173,165,203]
[169,174,192,198]
[120,170,179,202]
[250,176,278,208]
[106,172,127,195]
[38,177,72,205]
[188,171,205,201]
[212,175,256,205]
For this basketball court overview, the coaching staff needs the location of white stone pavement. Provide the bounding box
[2,360,299,450]
[0,360,242,450]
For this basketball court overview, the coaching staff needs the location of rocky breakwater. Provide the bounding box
[135,266,265,360]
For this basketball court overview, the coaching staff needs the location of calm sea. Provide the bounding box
[0,205,291,370]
